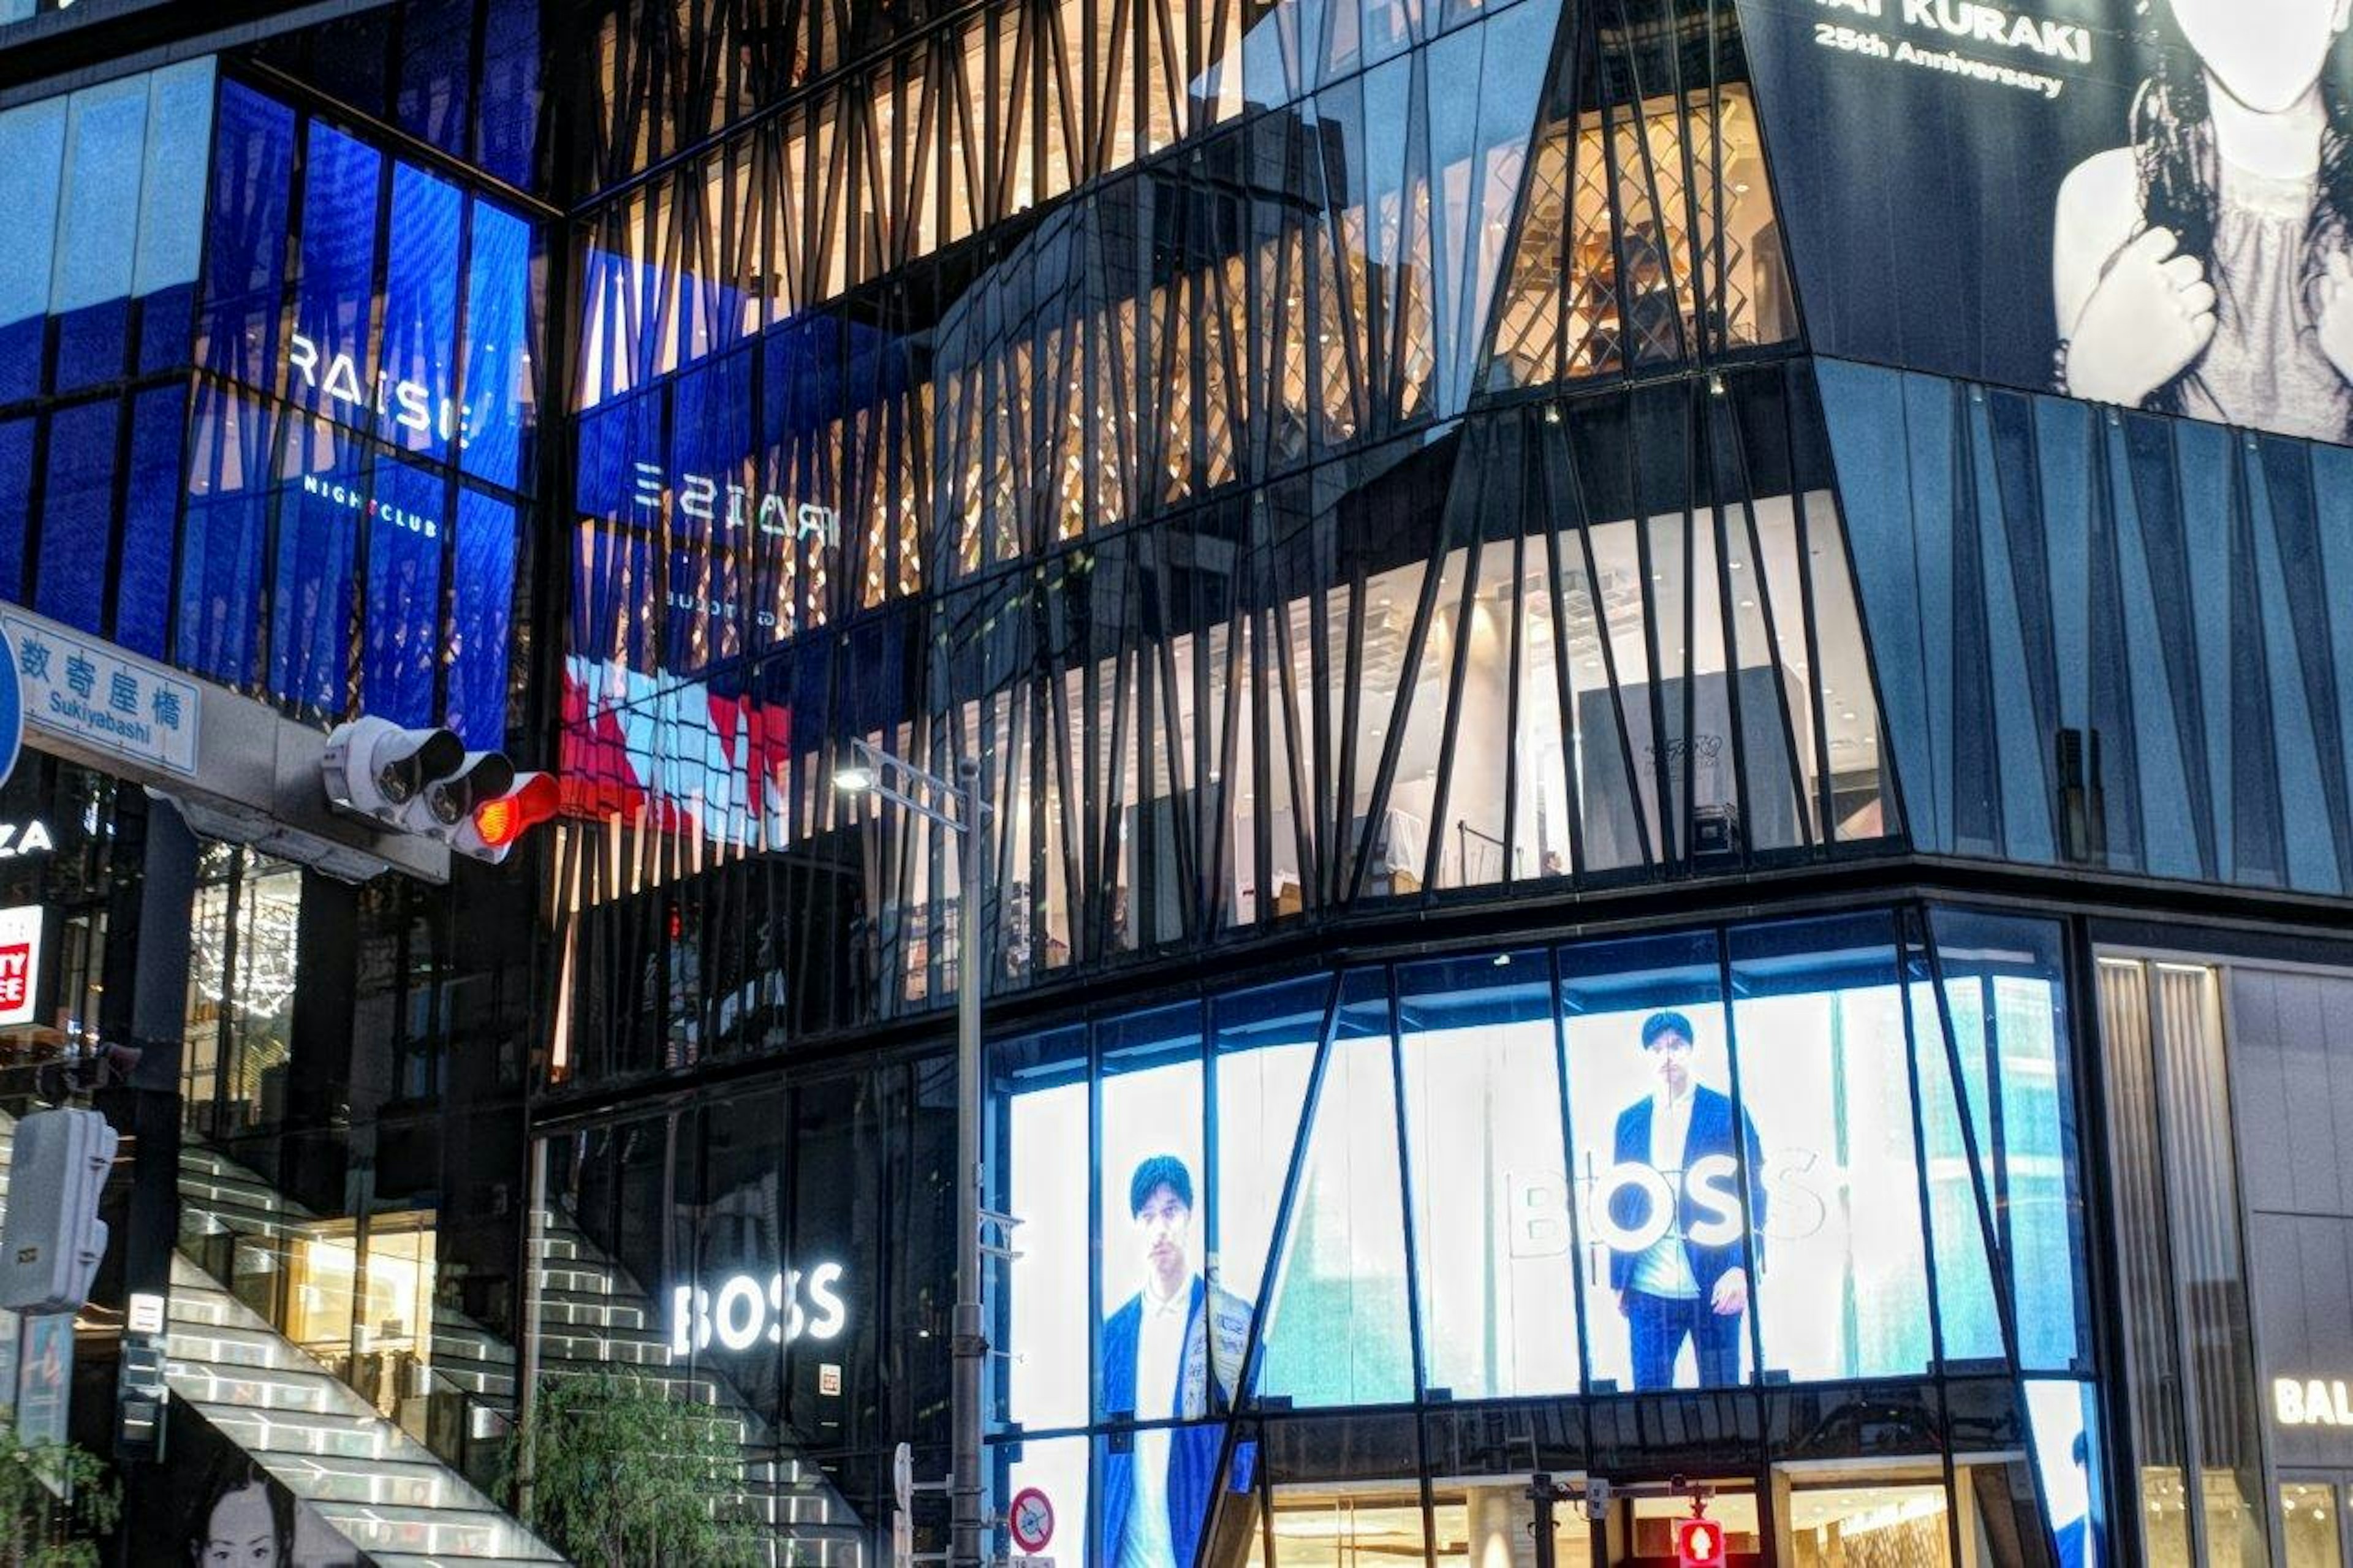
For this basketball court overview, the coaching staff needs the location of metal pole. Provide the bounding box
[952,758,987,1568]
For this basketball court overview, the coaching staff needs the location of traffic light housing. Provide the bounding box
[0,1107,117,1314]
[323,719,536,855]
[1677,1516,1726,1568]
[453,770,559,863]
[322,717,465,824]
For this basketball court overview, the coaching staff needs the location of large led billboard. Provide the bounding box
[1737,0,2353,444]
[989,914,2096,1567]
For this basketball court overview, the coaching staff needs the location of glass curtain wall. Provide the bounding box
[553,364,1898,1083]
[1820,359,2353,902]
[982,904,2096,1566]
[181,76,538,741]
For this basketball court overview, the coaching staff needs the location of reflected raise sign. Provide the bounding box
[668,1263,847,1355]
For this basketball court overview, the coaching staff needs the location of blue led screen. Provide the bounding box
[292,124,385,428]
[381,162,464,462]
[270,420,363,714]
[164,83,540,739]
[115,387,186,661]
[449,489,516,749]
[363,458,445,727]
[33,400,118,635]
[0,67,531,739]
[461,202,531,490]
[197,82,294,395]
[178,384,275,689]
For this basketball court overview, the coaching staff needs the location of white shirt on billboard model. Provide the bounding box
[1629,1083,1701,1300]
[1119,1281,1189,1568]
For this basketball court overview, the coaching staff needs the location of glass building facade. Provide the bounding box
[8,0,2353,1564]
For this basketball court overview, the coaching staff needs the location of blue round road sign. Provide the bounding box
[0,631,21,791]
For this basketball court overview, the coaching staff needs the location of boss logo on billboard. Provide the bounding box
[1504,1151,1835,1258]
[668,1262,848,1355]
[631,463,840,549]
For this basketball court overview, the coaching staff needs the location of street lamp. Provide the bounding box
[835,736,990,1568]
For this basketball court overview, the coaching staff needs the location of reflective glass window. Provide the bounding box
[363,457,446,725]
[270,416,360,714]
[132,61,214,374]
[1256,971,1413,1407]
[447,488,516,749]
[1209,977,1325,1390]
[198,85,297,393]
[378,162,464,460]
[1930,909,2092,1373]
[0,99,65,403]
[49,76,146,390]
[1729,913,1933,1383]
[290,124,384,424]
[460,199,531,488]
[33,399,118,633]
[178,384,275,686]
[993,1027,1090,1434]
[1095,1004,1209,1422]
[0,419,26,604]
[1395,950,1577,1399]
[115,385,186,658]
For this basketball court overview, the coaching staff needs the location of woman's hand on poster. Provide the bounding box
[1709,1267,1748,1317]
[2312,249,2353,387]
[2065,227,2218,407]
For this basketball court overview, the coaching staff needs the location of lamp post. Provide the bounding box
[835,737,990,1568]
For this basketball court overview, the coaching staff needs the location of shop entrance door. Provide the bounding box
[2281,1474,2351,1568]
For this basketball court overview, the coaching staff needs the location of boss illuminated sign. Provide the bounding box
[668,1263,848,1355]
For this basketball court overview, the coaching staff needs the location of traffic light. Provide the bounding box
[322,717,464,824]
[453,770,560,863]
[0,1107,118,1314]
[1676,1516,1726,1568]
[323,718,525,847]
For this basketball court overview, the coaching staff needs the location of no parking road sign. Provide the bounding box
[1008,1487,1055,1555]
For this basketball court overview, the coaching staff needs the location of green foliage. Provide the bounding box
[0,1440,119,1568]
[508,1374,763,1567]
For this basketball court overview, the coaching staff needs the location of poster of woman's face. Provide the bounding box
[1737,0,2353,446]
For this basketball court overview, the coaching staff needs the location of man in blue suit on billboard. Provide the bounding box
[1609,1010,1765,1390]
[1098,1155,1250,1568]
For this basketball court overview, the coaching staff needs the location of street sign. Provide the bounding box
[1009,1488,1055,1554]
[2,608,198,779]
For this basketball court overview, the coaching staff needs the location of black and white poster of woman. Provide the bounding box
[1737,0,2353,446]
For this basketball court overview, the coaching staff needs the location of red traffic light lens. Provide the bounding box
[473,795,522,848]
[1677,1518,1724,1566]
[470,771,560,849]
